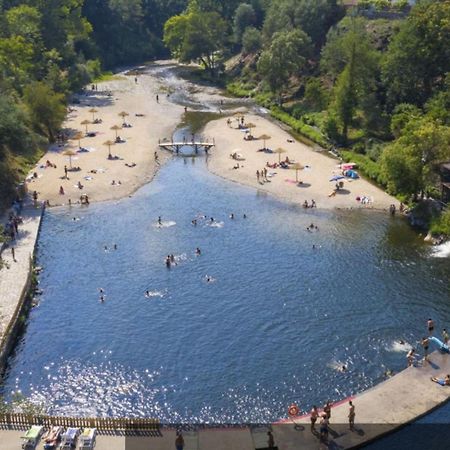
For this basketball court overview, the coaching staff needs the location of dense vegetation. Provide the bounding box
[1,0,449,234]
[0,0,188,209]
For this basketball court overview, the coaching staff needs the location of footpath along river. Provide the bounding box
[1,66,450,431]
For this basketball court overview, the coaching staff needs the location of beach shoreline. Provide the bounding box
[25,61,398,212]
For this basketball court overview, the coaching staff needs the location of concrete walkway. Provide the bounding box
[0,205,42,340]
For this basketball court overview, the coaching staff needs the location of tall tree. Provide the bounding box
[164,11,227,74]
[257,28,311,101]
[382,0,450,109]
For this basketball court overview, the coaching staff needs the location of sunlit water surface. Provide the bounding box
[3,156,449,424]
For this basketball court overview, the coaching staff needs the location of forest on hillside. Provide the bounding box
[0,0,449,231]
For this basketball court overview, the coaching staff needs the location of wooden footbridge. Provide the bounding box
[158,138,215,155]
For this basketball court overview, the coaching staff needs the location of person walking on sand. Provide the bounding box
[428,318,435,335]
[175,432,184,450]
[421,337,430,361]
[156,94,159,103]
[64,165,68,179]
[310,405,319,432]
[256,170,260,183]
[348,401,355,430]
[11,246,16,262]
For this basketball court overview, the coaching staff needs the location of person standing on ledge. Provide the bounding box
[348,401,355,431]
[443,328,449,345]
[175,432,184,450]
[267,430,275,449]
[421,336,430,361]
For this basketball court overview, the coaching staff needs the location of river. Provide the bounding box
[1,66,450,431]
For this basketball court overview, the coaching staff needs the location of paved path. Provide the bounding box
[0,205,42,340]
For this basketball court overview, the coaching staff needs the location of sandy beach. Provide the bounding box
[26,62,397,210]
[26,65,183,206]
[205,114,397,210]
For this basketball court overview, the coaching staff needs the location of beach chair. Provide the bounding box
[78,428,96,449]
[60,427,80,449]
[43,426,63,449]
[21,425,43,449]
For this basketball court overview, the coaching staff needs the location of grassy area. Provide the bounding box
[92,72,122,83]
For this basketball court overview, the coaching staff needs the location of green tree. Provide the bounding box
[242,26,261,54]
[164,11,227,74]
[23,82,66,141]
[257,29,311,101]
[263,0,343,47]
[381,117,450,197]
[382,0,450,109]
[304,77,328,111]
[233,3,256,44]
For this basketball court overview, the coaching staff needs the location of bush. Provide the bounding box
[242,27,262,55]
[430,209,450,236]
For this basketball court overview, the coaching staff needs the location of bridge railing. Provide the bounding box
[0,413,160,431]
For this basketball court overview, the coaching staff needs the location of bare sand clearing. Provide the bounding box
[27,61,396,211]
[26,67,183,206]
[205,114,397,210]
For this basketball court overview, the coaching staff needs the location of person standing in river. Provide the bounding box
[175,432,184,450]
[443,329,449,345]
[421,336,430,361]
[428,318,435,335]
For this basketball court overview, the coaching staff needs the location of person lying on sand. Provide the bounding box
[431,375,450,386]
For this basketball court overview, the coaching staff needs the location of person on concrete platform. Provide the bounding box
[175,432,184,450]
[267,430,275,449]
[349,401,355,431]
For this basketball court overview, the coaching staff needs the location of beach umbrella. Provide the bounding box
[110,124,122,138]
[81,119,91,133]
[63,149,77,168]
[273,147,286,163]
[244,122,256,137]
[103,140,115,158]
[258,134,271,150]
[330,175,345,182]
[70,131,84,148]
[118,111,129,120]
[291,162,304,182]
[89,108,98,121]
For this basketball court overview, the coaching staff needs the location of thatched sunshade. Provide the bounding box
[273,147,287,163]
[103,140,115,158]
[70,131,84,148]
[258,134,271,150]
[291,162,304,182]
[81,119,91,133]
[110,124,122,138]
[89,108,98,121]
[63,149,77,168]
[118,111,129,119]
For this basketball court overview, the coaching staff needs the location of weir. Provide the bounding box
[158,139,215,155]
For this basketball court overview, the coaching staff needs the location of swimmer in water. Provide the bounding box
[195,247,201,255]
[104,245,108,250]
[210,217,214,223]
[99,288,105,294]
[165,256,171,268]
[145,290,150,297]
[339,365,347,372]
[192,219,197,226]
[99,295,105,302]
[113,244,117,250]
[243,214,247,219]
[230,213,234,219]
[158,216,162,226]
[170,254,175,264]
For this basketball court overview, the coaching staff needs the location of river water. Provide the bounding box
[2,65,450,427]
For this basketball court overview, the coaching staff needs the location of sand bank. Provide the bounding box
[26,65,183,206]
[205,114,397,210]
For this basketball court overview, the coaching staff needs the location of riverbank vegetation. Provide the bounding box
[1,0,449,234]
[162,0,450,233]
